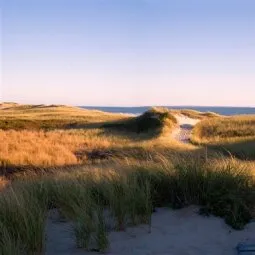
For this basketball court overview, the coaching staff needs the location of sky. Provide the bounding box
[1,0,255,106]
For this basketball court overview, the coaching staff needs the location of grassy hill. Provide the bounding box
[191,115,255,159]
[0,103,127,130]
[103,107,177,134]
[0,105,180,169]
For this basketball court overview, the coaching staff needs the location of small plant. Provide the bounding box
[144,179,152,233]
[0,184,47,254]
[95,206,109,252]
[74,212,95,249]
[126,174,152,231]
[107,180,128,231]
[0,222,22,255]
[127,176,140,226]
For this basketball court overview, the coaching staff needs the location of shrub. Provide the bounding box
[103,107,177,134]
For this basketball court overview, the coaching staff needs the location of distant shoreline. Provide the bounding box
[79,106,255,116]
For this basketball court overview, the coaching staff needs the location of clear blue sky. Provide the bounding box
[1,0,255,106]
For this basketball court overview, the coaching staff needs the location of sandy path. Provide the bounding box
[172,114,200,143]
[46,206,255,255]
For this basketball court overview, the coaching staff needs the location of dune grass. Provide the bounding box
[0,129,121,167]
[103,107,177,134]
[0,182,49,254]
[0,103,127,130]
[0,154,254,254]
[191,115,255,159]
[0,127,196,175]
[0,106,180,171]
[170,109,221,119]
[192,115,255,141]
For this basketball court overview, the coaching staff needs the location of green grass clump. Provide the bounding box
[74,212,95,250]
[52,179,109,251]
[127,176,152,229]
[106,179,129,231]
[0,223,21,255]
[0,182,49,254]
[95,206,109,252]
[125,157,255,229]
[201,166,253,229]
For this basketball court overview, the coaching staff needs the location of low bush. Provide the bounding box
[103,107,177,134]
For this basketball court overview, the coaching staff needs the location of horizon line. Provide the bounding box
[79,105,255,108]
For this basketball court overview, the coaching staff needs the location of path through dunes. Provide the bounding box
[172,114,200,143]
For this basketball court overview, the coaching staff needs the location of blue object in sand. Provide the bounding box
[237,243,255,254]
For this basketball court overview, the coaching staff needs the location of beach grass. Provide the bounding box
[0,105,179,170]
[169,109,221,119]
[0,103,128,130]
[191,115,255,159]
[103,107,177,134]
[0,154,254,254]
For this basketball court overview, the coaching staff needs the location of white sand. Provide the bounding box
[46,206,255,255]
[172,115,200,143]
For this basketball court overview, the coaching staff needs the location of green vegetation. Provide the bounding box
[0,181,49,254]
[0,155,254,254]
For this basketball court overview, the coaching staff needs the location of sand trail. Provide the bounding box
[172,114,200,143]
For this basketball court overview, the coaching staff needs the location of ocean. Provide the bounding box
[80,106,255,116]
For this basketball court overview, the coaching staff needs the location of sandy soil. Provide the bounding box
[46,206,255,255]
[172,115,200,143]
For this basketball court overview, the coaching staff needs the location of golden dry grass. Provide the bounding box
[0,127,196,168]
[0,129,125,166]
[0,104,185,168]
[0,103,124,120]
[191,115,255,159]
[169,109,221,119]
[192,115,255,143]
[0,103,131,167]
[0,103,129,130]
